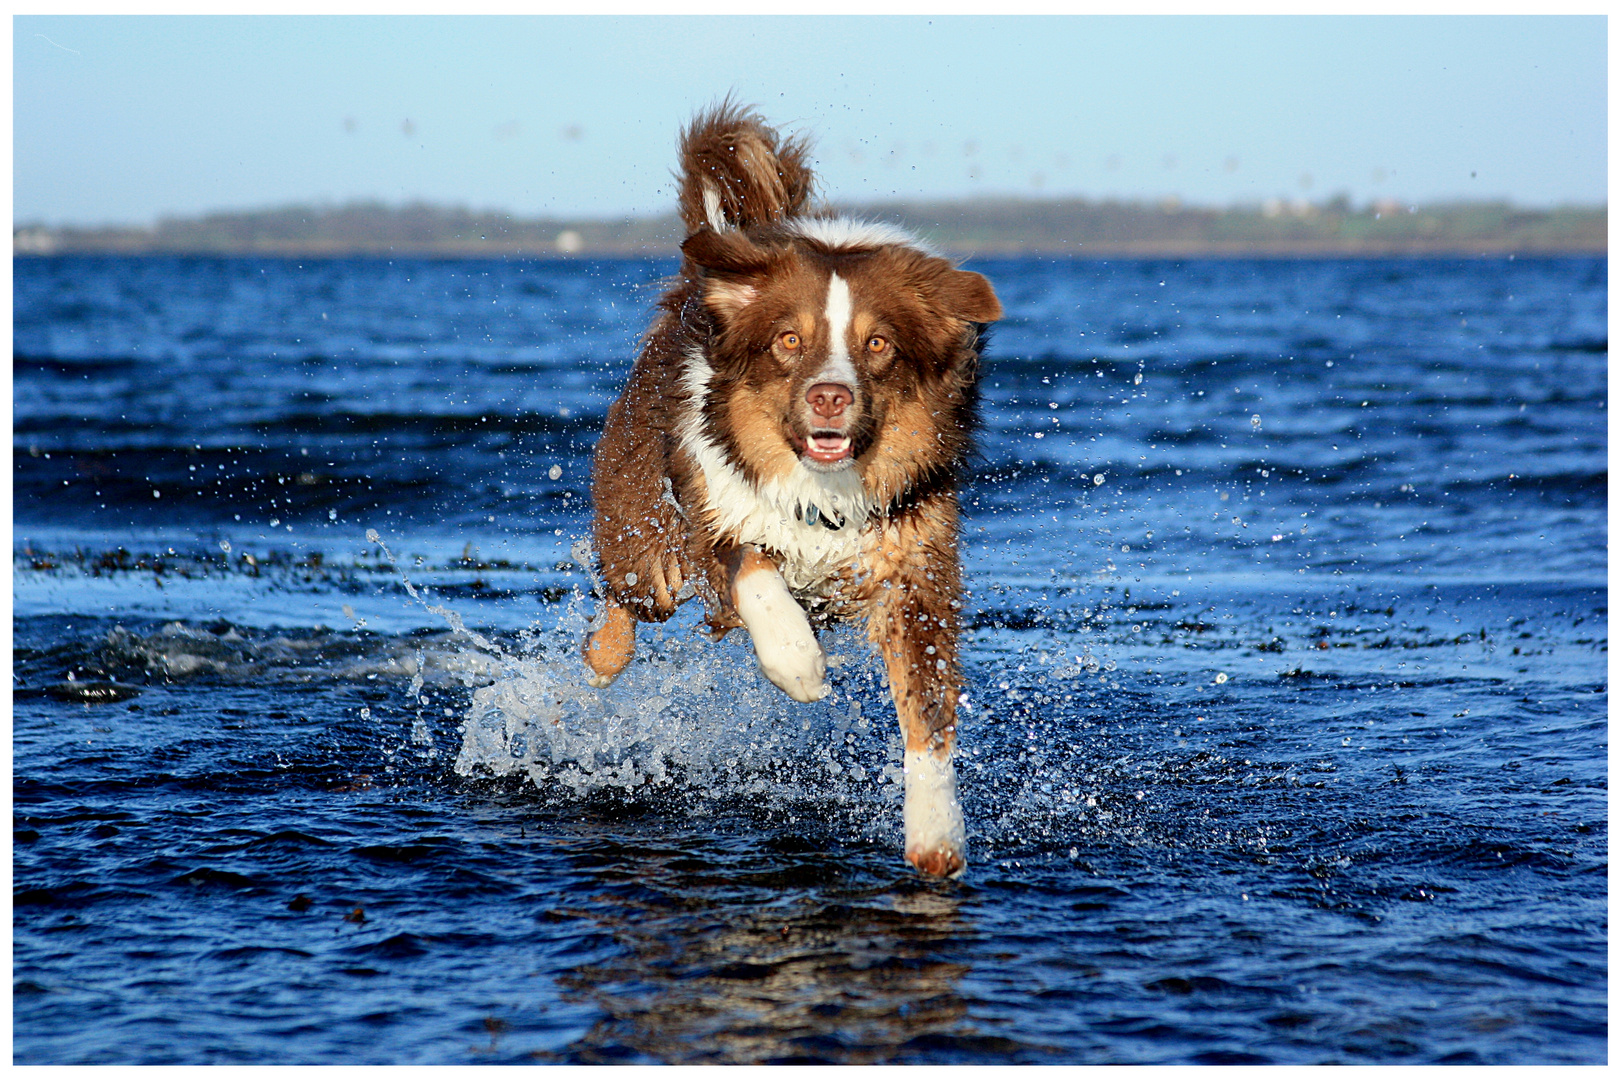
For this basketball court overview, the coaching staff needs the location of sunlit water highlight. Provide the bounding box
[14,255,1605,1063]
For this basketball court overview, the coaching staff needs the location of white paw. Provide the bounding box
[760,644,829,703]
[904,749,966,877]
[585,670,617,689]
[733,566,828,703]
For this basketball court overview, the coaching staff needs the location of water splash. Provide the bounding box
[356,530,1292,863]
[353,525,904,829]
[450,598,910,834]
[367,528,505,657]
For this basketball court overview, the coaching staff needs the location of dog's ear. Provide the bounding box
[938,268,1002,324]
[682,225,771,276]
[682,226,774,319]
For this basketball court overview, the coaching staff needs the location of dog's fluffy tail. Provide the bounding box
[677,101,813,236]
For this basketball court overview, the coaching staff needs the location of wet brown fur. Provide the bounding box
[675,100,815,235]
[587,104,1001,874]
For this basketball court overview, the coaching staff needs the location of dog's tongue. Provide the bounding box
[806,434,852,463]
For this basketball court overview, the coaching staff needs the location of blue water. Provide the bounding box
[13,253,1606,1064]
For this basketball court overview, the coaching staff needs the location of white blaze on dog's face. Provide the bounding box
[680,224,1002,501]
[797,272,859,470]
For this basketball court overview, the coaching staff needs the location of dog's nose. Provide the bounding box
[806,382,853,421]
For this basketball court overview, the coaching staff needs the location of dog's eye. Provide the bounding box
[866,336,888,354]
[779,332,801,351]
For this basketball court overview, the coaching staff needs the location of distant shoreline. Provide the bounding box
[14,197,1605,258]
[14,245,1604,261]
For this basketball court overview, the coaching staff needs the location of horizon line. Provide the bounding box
[16,192,1609,234]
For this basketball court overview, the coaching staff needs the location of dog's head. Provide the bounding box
[681,220,1002,508]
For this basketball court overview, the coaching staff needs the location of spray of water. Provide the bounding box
[360,529,911,837]
[358,526,1199,864]
[463,597,908,825]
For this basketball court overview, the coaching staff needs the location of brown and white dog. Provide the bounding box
[583,104,1002,877]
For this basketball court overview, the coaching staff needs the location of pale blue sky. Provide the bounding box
[14,15,1607,226]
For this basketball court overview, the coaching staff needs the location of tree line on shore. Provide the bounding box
[14,196,1604,257]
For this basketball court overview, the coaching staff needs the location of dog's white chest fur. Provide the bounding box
[676,347,872,596]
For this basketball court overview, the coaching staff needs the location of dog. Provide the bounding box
[582,103,1002,877]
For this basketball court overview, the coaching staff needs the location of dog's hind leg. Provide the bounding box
[725,546,828,703]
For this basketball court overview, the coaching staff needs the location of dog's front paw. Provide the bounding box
[734,566,828,703]
[755,636,829,703]
[906,841,966,879]
[904,749,967,878]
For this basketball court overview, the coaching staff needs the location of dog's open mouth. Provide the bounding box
[801,431,853,465]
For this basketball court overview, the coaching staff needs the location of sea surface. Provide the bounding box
[13,253,1606,1064]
